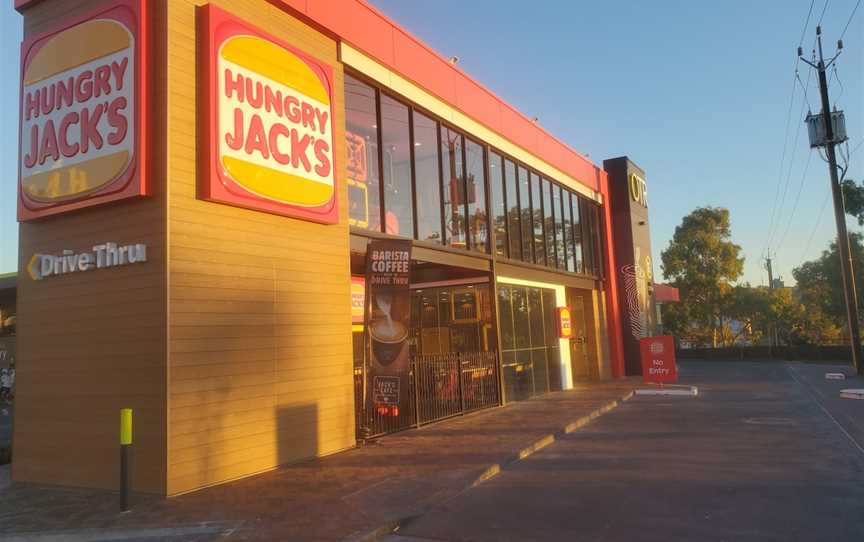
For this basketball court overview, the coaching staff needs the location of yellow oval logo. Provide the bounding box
[20,18,135,203]
[217,35,335,207]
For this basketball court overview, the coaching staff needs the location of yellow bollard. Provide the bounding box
[119,408,133,511]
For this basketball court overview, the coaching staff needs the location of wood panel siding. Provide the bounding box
[165,0,354,495]
[13,0,168,494]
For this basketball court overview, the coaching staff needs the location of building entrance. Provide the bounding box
[351,257,500,439]
[496,284,561,402]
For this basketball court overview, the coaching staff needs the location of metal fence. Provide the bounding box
[354,351,500,438]
[412,351,500,426]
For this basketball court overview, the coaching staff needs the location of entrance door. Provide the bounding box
[569,295,590,382]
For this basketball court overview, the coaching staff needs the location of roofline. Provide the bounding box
[17,0,603,192]
[345,0,599,170]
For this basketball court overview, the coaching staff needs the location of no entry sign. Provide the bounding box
[639,335,678,384]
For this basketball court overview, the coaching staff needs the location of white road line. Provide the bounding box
[785,365,864,458]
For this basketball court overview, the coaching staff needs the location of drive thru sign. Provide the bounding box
[639,336,678,384]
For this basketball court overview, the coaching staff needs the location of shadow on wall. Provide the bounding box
[276,403,318,468]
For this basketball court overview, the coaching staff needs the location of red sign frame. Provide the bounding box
[198,5,338,224]
[639,335,678,384]
[17,0,149,221]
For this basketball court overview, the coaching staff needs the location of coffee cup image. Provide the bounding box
[370,318,408,366]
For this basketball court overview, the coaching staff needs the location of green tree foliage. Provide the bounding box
[660,207,744,346]
[792,232,864,331]
[842,179,864,226]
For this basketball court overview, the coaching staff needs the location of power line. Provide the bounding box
[800,189,831,262]
[800,0,817,46]
[764,1,826,257]
[839,0,862,41]
[774,149,815,257]
[763,72,799,258]
[817,0,831,26]
[796,66,814,111]
[767,77,811,251]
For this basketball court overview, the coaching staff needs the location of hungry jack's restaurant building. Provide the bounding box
[12,0,657,495]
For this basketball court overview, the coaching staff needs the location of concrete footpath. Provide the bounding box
[0,379,636,541]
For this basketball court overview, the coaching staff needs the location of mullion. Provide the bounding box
[408,107,419,240]
[460,133,470,251]
[436,123,447,246]
[549,180,557,268]
[499,155,509,259]
[374,88,386,233]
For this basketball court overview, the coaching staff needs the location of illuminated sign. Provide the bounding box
[27,242,147,281]
[200,5,337,223]
[629,173,647,208]
[18,0,148,221]
[351,276,365,324]
[556,306,573,339]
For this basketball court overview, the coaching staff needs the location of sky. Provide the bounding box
[0,1,862,287]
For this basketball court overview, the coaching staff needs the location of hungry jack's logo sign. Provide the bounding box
[200,5,338,223]
[18,0,148,221]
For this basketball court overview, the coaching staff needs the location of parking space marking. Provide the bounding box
[786,365,864,458]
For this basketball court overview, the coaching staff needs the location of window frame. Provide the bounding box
[344,68,604,276]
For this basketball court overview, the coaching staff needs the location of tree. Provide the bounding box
[842,179,864,226]
[792,232,864,334]
[661,207,744,347]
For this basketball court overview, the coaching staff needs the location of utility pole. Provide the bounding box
[765,252,775,353]
[800,26,862,375]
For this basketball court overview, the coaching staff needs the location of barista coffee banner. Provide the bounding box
[364,239,412,421]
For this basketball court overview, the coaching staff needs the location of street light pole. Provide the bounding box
[801,26,862,375]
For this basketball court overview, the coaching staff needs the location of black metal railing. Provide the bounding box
[457,351,500,414]
[413,353,463,425]
[413,351,500,425]
[354,351,500,438]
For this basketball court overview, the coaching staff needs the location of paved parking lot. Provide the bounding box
[390,361,864,542]
[2,361,863,541]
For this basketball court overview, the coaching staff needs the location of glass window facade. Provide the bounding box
[543,178,556,268]
[345,75,382,232]
[413,111,443,244]
[518,167,533,263]
[554,184,566,270]
[563,191,574,272]
[380,94,413,237]
[465,138,488,253]
[489,152,507,257]
[441,126,466,249]
[570,193,583,274]
[581,200,603,277]
[343,71,605,278]
[411,284,495,354]
[504,160,521,261]
[530,172,545,266]
[497,284,560,402]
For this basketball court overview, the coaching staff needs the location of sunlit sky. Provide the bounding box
[1,1,862,287]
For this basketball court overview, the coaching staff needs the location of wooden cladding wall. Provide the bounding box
[166,0,355,495]
[13,0,168,493]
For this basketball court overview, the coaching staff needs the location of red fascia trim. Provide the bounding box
[275,0,600,193]
[599,170,626,378]
[14,0,42,11]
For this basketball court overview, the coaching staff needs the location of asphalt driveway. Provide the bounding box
[390,361,864,542]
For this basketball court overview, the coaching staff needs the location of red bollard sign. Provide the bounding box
[639,336,678,384]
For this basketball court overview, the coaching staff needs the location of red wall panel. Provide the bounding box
[454,78,501,133]
[307,0,395,65]
[392,29,455,104]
